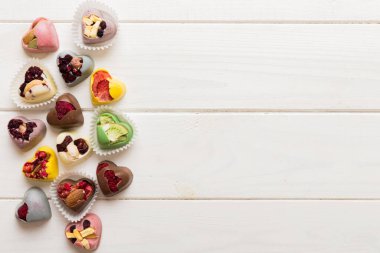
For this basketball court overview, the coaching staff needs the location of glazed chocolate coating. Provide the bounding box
[82,8,117,44]
[57,178,96,213]
[15,187,51,222]
[8,116,46,151]
[96,160,133,197]
[57,51,94,87]
[47,93,84,129]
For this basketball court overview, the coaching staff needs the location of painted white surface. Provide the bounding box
[2,0,380,252]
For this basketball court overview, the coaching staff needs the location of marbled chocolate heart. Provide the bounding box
[47,93,84,129]
[15,187,51,223]
[22,17,59,53]
[96,160,133,197]
[57,178,95,212]
[8,116,46,151]
[65,213,102,251]
[57,51,94,87]
[82,9,117,44]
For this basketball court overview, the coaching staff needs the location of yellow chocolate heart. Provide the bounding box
[22,146,59,181]
[90,68,126,105]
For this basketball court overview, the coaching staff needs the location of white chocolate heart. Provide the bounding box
[56,132,92,165]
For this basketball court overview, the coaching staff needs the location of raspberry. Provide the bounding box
[104,170,122,192]
[55,101,76,120]
[17,203,28,221]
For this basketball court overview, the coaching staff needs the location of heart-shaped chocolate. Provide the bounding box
[22,17,59,53]
[8,116,46,151]
[90,69,126,105]
[57,178,96,213]
[96,112,133,149]
[56,132,92,165]
[15,187,51,222]
[47,93,84,129]
[96,160,133,197]
[19,65,57,104]
[65,213,102,251]
[57,51,94,87]
[82,9,117,44]
[22,146,59,181]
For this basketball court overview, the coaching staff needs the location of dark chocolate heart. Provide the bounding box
[8,116,46,151]
[96,160,133,197]
[56,178,96,213]
[57,51,94,87]
[47,93,84,129]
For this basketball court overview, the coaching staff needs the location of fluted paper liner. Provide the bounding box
[72,0,119,51]
[50,171,98,222]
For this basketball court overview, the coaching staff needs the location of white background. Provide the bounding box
[3,0,380,252]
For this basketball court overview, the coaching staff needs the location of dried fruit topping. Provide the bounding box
[104,170,122,192]
[55,101,76,120]
[19,66,44,97]
[70,225,76,233]
[97,162,109,173]
[17,203,28,221]
[8,119,37,141]
[83,14,106,39]
[74,138,89,154]
[57,54,83,83]
[83,219,91,229]
[57,180,94,203]
[22,151,50,179]
[92,71,113,102]
[56,135,73,152]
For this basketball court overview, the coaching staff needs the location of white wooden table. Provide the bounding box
[3,1,380,252]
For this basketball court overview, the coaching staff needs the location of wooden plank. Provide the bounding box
[4,24,380,110]
[3,199,380,252]
[3,0,380,22]
[3,111,380,199]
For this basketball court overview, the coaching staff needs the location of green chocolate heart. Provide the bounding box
[96,112,133,149]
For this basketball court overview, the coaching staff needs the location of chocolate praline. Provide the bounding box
[96,160,133,197]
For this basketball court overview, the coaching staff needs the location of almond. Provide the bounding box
[65,189,85,208]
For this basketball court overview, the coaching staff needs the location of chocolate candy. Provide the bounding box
[47,93,84,129]
[22,146,59,181]
[19,65,57,104]
[21,17,59,53]
[65,213,102,251]
[96,112,133,149]
[7,116,46,151]
[90,68,126,105]
[56,178,96,213]
[82,9,117,44]
[57,51,94,87]
[56,132,92,165]
[96,160,133,197]
[16,187,51,222]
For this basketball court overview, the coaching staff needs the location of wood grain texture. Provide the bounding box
[4,199,380,253]
[3,0,380,22]
[4,24,380,110]
[4,111,380,199]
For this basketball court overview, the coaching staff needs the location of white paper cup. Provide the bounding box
[72,0,119,51]
[90,106,137,156]
[11,58,59,109]
[50,171,98,222]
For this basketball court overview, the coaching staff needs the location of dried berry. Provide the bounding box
[104,170,122,192]
[74,138,89,154]
[55,101,76,120]
[83,219,91,229]
[17,203,28,221]
[100,21,107,29]
[97,29,104,38]
[57,135,73,152]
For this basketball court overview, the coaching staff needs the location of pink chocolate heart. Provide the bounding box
[22,17,59,53]
[65,213,102,251]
